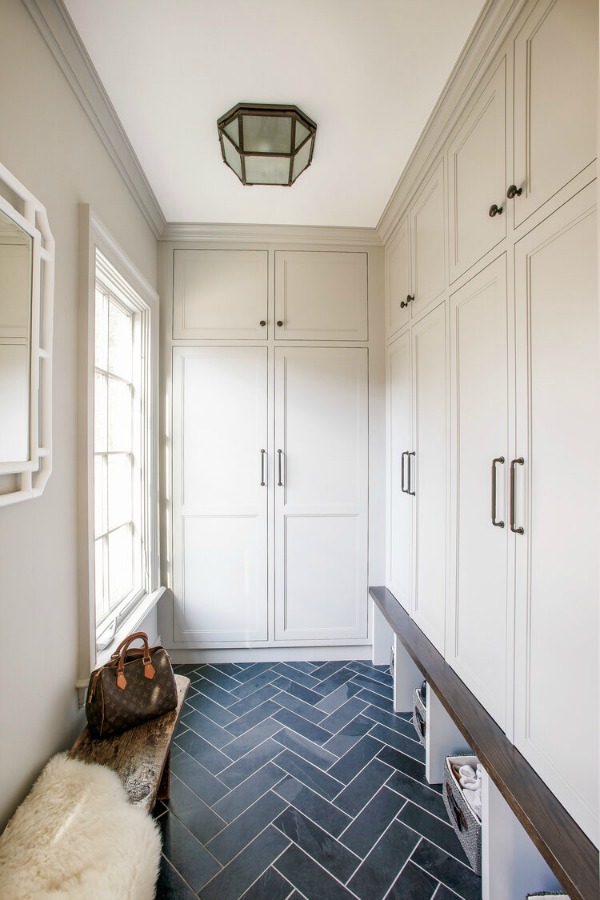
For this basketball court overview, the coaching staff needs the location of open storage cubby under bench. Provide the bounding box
[369,586,598,900]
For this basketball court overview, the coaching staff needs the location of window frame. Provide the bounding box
[77,207,162,696]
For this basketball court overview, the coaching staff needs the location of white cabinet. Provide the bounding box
[172,347,269,642]
[274,251,368,340]
[448,58,507,282]
[386,305,447,653]
[447,255,512,730]
[386,162,446,337]
[173,249,268,339]
[513,184,598,843]
[512,0,598,228]
[274,347,368,640]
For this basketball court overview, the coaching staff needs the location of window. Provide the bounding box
[78,208,161,681]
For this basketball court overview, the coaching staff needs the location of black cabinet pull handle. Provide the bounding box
[277,449,283,486]
[401,294,415,309]
[489,204,503,217]
[408,451,416,496]
[260,320,266,327]
[491,457,505,528]
[506,184,522,199]
[509,457,525,534]
[401,451,409,494]
[260,449,266,486]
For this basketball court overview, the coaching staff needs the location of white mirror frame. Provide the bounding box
[0,161,54,506]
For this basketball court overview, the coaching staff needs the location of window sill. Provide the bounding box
[76,586,166,705]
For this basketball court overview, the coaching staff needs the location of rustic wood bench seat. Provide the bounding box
[370,586,598,900]
[69,674,189,814]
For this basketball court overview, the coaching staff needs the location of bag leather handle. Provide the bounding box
[113,631,155,690]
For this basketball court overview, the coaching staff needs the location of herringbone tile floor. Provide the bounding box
[155,661,481,900]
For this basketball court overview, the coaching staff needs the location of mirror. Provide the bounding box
[0,161,54,506]
[0,208,33,462]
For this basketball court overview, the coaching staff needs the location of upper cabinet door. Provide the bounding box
[512,0,598,228]
[173,249,268,339]
[448,58,507,283]
[386,216,410,337]
[410,160,446,317]
[274,251,368,340]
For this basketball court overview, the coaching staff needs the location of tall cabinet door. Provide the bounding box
[411,305,447,653]
[387,331,413,612]
[448,256,512,730]
[274,347,368,641]
[514,184,598,843]
[172,347,268,643]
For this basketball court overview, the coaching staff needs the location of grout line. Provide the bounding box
[274,746,346,793]
[337,787,408,847]
[397,817,477,872]
[411,855,470,899]
[198,817,292,893]
[331,754,395,804]
[209,775,290,835]
[159,852,199,896]
[215,735,286,782]
[272,834,363,900]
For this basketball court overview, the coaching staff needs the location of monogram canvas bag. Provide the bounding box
[86,632,178,739]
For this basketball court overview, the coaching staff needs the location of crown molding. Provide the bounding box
[161,222,383,247]
[23,0,166,239]
[377,0,524,245]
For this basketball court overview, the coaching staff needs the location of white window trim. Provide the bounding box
[77,206,162,702]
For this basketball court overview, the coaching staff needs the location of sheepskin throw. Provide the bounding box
[0,754,161,899]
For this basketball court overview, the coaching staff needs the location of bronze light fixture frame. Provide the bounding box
[217,103,317,186]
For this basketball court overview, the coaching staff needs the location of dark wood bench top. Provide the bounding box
[69,674,189,813]
[370,586,599,900]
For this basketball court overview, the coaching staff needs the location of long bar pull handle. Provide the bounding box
[491,457,505,527]
[260,449,266,487]
[408,451,416,496]
[277,449,283,487]
[509,457,525,534]
[401,451,409,494]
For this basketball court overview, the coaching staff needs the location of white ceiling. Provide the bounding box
[63,0,487,228]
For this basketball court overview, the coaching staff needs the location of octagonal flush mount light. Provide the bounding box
[217,103,317,186]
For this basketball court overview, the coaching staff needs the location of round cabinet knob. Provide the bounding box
[400,294,415,309]
[506,184,523,199]
[259,320,266,327]
[489,204,503,218]
[277,321,283,327]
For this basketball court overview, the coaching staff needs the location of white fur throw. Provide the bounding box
[0,754,161,899]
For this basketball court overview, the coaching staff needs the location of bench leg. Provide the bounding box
[392,634,423,712]
[157,750,171,803]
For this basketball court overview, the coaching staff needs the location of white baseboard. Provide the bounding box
[168,644,372,664]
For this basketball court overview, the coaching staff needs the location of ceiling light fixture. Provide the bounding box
[217,103,317,186]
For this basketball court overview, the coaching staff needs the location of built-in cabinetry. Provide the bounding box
[167,244,376,652]
[385,0,598,847]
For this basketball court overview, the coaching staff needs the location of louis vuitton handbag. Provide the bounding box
[85,631,178,738]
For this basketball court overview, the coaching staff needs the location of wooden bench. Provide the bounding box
[370,586,599,900]
[69,674,189,813]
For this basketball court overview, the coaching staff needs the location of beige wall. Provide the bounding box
[0,1,158,829]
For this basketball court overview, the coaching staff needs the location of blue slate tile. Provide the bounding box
[377,744,429,785]
[274,678,325,706]
[315,680,363,714]
[274,806,361,883]
[229,669,282,700]
[272,708,333,744]
[174,719,189,740]
[386,770,448,821]
[213,762,287,823]
[310,660,351,681]
[273,663,322,690]
[328,735,385,784]
[271,688,327,724]
[334,758,394,817]
[241,866,293,900]
[284,660,319,675]
[369,722,425,762]
[211,662,244,676]
[386,861,439,898]
[410,841,481,899]
[274,843,356,900]
[339,786,406,857]
[274,776,352,838]
[274,749,345,800]
[319,697,368,734]
[347,819,421,900]
[218,738,284,789]
[350,673,394,700]
[201,825,290,900]
[227,682,282,717]
[431,885,466,900]
[361,703,421,737]
[356,687,395,712]
[158,812,221,893]
[323,713,374,757]
[398,802,469,865]
[181,708,234,749]
[172,663,201,676]
[226,699,282,738]
[231,663,277,684]
[170,750,229,806]
[185,690,237,726]
[176,728,233,774]
[313,668,356,696]
[155,854,198,900]
[272,728,339,770]
[194,677,240,707]
[166,775,226,844]
[347,661,394,686]
[222,717,283,760]
[206,790,288,865]
[200,664,244,691]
